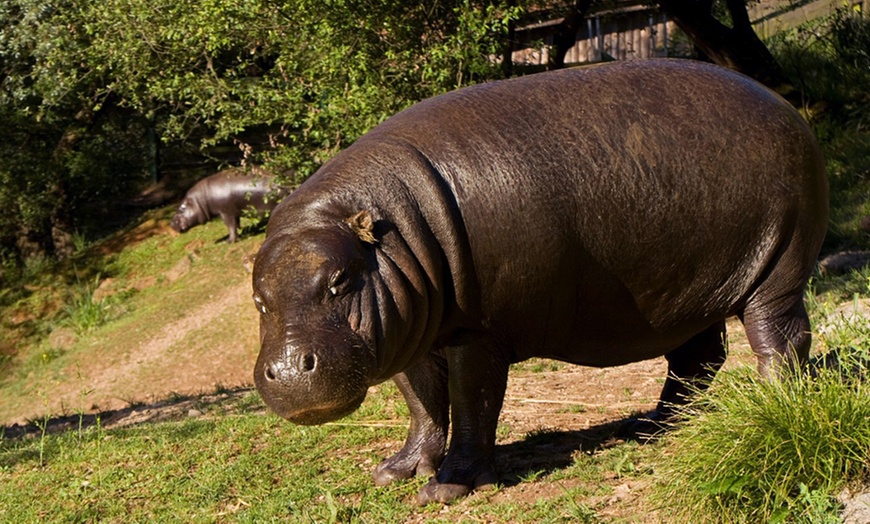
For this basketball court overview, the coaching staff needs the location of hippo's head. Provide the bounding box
[170,197,204,233]
[251,211,381,425]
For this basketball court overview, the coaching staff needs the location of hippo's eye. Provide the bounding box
[327,269,348,297]
[253,294,268,314]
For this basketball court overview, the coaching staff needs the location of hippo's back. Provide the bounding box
[286,60,828,365]
[373,60,825,359]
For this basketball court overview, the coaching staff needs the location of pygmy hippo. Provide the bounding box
[170,168,288,243]
[251,59,828,505]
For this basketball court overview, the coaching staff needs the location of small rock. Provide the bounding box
[839,487,870,524]
[607,482,633,504]
[832,298,870,323]
[92,277,116,303]
[187,409,203,418]
[819,251,870,275]
[48,327,77,350]
[131,275,157,291]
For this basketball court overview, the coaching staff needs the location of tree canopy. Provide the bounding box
[0,0,522,263]
[0,0,858,268]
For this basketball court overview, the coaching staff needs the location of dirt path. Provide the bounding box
[73,278,258,414]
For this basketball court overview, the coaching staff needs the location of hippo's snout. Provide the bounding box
[254,334,372,426]
[169,214,187,233]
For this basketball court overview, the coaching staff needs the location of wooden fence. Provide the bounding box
[511,0,867,68]
[511,4,679,68]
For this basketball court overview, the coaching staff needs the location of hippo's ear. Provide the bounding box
[346,211,378,245]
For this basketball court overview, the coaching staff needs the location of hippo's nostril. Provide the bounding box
[302,354,316,372]
[264,365,277,381]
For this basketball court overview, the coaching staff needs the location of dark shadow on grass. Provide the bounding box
[493,415,653,488]
[0,386,262,442]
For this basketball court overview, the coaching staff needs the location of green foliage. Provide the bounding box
[0,0,527,264]
[76,0,524,167]
[769,10,870,251]
[0,0,154,261]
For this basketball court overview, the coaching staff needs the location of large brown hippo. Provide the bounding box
[170,167,288,243]
[251,59,828,504]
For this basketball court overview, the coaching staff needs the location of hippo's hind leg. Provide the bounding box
[220,213,240,243]
[657,320,727,418]
[741,291,811,377]
[624,321,727,437]
[740,215,821,377]
[373,352,449,487]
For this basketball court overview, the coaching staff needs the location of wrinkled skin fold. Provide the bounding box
[251,59,829,505]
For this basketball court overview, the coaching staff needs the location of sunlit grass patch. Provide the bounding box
[652,358,870,523]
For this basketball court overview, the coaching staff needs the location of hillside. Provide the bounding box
[0,212,261,426]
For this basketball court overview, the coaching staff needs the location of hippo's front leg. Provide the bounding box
[374,353,449,486]
[417,338,509,505]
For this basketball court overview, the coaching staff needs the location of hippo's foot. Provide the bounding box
[618,410,674,441]
[373,447,443,487]
[415,462,499,505]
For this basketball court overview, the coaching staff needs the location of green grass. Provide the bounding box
[0,386,648,523]
[0,399,419,522]
[651,360,870,523]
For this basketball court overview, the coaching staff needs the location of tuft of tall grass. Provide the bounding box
[61,274,123,335]
[652,358,870,523]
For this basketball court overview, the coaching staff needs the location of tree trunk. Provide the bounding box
[49,181,75,259]
[500,0,517,78]
[50,118,89,259]
[551,0,594,69]
[657,0,800,104]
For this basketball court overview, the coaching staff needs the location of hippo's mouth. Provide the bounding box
[271,393,367,426]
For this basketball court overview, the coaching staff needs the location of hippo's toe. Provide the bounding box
[373,453,438,486]
[415,468,498,505]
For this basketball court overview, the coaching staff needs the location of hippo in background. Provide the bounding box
[170,167,289,243]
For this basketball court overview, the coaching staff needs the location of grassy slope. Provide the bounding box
[0,211,261,424]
